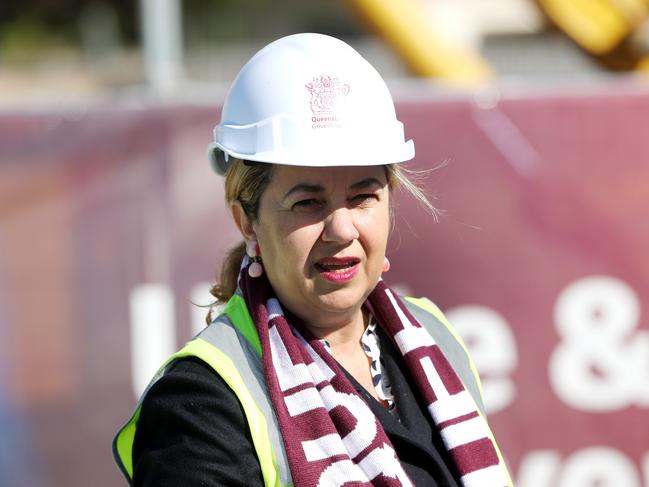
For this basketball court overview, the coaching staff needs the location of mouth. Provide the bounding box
[315,256,361,282]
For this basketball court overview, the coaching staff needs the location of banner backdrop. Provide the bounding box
[1,85,649,486]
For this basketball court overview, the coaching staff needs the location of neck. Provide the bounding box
[303,308,368,349]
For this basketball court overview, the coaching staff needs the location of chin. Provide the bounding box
[313,286,370,314]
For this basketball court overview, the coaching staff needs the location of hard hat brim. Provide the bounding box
[208,140,415,175]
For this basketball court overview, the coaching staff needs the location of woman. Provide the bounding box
[114,33,513,487]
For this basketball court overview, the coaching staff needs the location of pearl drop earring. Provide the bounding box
[246,239,263,278]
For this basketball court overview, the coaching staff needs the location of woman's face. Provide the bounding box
[248,164,390,329]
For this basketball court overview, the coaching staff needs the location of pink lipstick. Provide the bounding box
[315,256,360,283]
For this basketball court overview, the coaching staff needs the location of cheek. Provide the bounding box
[259,220,323,269]
[360,209,390,250]
[283,233,314,263]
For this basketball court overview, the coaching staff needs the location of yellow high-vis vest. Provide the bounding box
[113,293,513,487]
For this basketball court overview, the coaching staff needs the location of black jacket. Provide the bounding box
[132,328,461,486]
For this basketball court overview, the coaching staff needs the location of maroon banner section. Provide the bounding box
[1,86,649,486]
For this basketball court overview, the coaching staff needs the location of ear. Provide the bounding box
[230,201,256,240]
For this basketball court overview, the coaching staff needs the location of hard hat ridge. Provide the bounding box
[209,33,415,175]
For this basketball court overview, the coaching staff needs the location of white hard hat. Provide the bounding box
[209,33,415,175]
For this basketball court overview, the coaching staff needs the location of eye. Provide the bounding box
[349,193,379,206]
[291,198,324,211]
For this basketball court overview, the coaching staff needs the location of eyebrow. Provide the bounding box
[282,183,325,202]
[282,177,385,202]
[349,177,385,191]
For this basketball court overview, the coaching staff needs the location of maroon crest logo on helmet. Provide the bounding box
[305,75,350,117]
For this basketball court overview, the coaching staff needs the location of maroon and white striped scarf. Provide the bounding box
[239,265,509,487]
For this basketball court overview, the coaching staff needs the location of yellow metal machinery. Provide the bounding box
[349,0,649,80]
[536,0,649,70]
[537,0,648,53]
[348,0,493,85]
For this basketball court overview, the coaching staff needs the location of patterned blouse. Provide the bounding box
[320,318,397,414]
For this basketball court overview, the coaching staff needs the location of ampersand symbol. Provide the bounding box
[549,276,649,411]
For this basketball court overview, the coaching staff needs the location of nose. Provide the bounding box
[321,207,359,243]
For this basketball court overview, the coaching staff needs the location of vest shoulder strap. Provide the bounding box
[112,310,292,487]
[196,313,292,486]
[402,296,486,416]
[403,297,515,487]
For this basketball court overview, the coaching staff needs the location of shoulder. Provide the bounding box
[402,296,451,328]
[132,357,264,486]
[402,297,468,352]
[135,357,250,450]
[136,356,253,436]
[140,356,232,406]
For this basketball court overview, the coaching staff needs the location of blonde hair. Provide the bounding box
[208,159,437,312]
